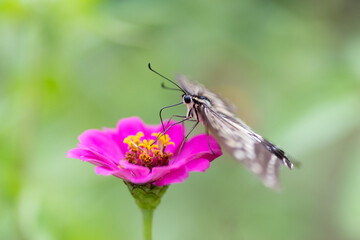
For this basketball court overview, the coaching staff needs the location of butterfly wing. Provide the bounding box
[177,75,293,189]
[202,106,292,189]
[177,74,237,115]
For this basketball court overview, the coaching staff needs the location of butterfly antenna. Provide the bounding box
[148,63,187,94]
[161,82,184,92]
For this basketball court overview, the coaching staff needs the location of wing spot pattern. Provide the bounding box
[251,162,262,174]
[234,150,245,160]
[244,142,255,159]
[264,155,277,188]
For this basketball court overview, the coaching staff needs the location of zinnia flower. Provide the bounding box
[67,117,222,186]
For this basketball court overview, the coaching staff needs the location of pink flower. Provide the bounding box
[67,117,222,186]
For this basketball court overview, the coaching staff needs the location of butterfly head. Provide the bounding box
[182,94,198,120]
[182,94,192,104]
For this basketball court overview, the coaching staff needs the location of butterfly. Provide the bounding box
[148,63,293,189]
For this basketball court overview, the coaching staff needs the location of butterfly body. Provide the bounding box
[178,75,293,189]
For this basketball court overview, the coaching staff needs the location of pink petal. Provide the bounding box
[185,158,211,172]
[94,166,117,176]
[175,134,222,165]
[152,166,189,186]
[116,117,147,138]
[78,129,123,164]
[123,166,170,185]
[95,166,139,183]
[102,128,127,156]
[118,161,151,180]
[67,148,115,169]
[116,117,147,153]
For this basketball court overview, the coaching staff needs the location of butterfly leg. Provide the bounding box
[152,115,196,147]
[168,116,192,143]
[158,102,183,131]
[191,107,215,155]
[153,117,190,145]
[160,115,187,146]
[159,109,199,162]
[205,129,216,155]
[164,115,187,130]
[171,119,199,162]
[161,117,196,135]
[176,107,200,141]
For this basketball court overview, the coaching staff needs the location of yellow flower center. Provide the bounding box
[123,132,175,169]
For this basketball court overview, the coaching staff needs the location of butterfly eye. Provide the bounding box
[183,95,192,104]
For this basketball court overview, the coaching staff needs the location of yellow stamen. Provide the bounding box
[139,139,158,150]
[152,132,175,147]
[123,132,145,150]
[122,131,175,169]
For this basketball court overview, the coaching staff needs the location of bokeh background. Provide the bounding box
[1,0,360,239]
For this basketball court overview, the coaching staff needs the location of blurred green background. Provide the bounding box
[1,0,360,239]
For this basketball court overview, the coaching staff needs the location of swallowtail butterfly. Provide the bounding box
[149,64,293,189]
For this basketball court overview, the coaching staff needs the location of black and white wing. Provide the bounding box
[201,107,292,189]
[177,75,293,189]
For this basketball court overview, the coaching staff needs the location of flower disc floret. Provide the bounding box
[123,132,173,169]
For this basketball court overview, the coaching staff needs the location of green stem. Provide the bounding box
[124,182,168,240]
[141,208,154,240]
